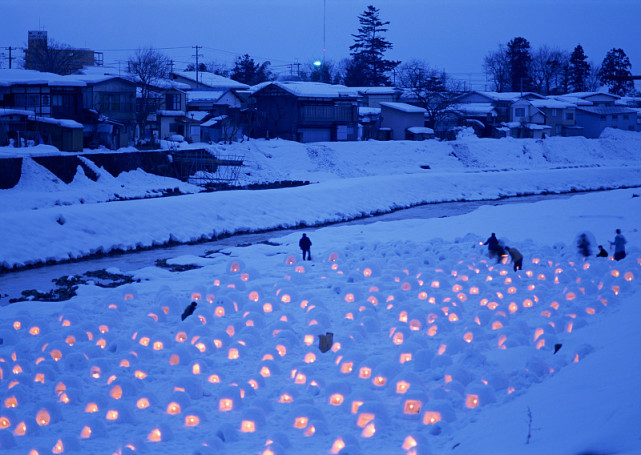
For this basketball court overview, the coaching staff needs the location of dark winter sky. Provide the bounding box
[2,0,639,89]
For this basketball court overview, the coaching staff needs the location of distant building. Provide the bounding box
[250,81,359,142]
[24,30,103,75]
[379,102,427,140]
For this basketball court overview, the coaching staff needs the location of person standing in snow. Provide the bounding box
[299,233,312,261]
[609,229,627,261]
[504,246,523,271]
[596,245,609,258]
[484,233,502,262]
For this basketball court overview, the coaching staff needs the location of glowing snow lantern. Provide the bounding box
[304,353,316,363]
[52,439,63,453]
[396,380,410,394]
[465,394,479,408]
[219,398,233,412]
[85,403,99,413]
[372,375,387,387]
[340,361,353,374]
[36,409,51,426]
[4,396,18,408]
[241,420,256,432]
[329,394,344,406]
[280,393,294,403]
[137,398,150,409]
[185,415,200,427]
[403,399,421,414]
[166,402,181,415]
[294,416,308,429]
[423,411,442,425]
[106,410,119,421]
[148,428,162,442]
[331,437,346,454]
[359,367,372,379]
[0,416,10,429]
[228,348,239,360]
[14,421,26,435]
[400,353,412,363]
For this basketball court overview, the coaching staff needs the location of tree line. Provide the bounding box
[27,5,637,100]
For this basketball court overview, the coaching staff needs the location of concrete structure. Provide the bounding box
[24,30,102,74]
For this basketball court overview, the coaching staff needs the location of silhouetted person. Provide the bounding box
[596,245,608,258]
[181,301,197,321]
[577,233,592,257]
[610,229,627,261]
[505,246,523,271]
[484,233,502,262]
[299,233,312,261]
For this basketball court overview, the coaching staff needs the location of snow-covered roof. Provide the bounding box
[201,114,229,127]
[172,71,249,90]
[475,91,544,102]
[453,103,497,116]
[568,91,620,100]
[251,81,359,99]
[358,107,381,116]
[66,72,134,86]
[553,95,593,106]
[0,69,86,87]
[186,90,227,103]
[157,110,186,117]
[354,86,400,95]
[576,105,637,115]
[530,99,576,109]
[186,111,210,122]
[407,126,434,134]
[0,107,82,128]
[380,102,426,113]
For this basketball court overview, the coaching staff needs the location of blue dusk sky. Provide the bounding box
[1,0,639,88]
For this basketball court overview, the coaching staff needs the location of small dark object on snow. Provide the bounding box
[318,332,334,353]
[181,301,198,321]
[554,343,562,354]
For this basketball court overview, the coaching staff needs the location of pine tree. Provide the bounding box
[230,54,272,86]
[347,5,399,86]
[567,45,591,93]
[599,48,634,96]
[506,37,532,92]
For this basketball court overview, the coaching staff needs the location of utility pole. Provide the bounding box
[3,46,16,69]
[193,45,202,88]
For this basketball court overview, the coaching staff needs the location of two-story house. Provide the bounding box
[558,92,638,138]
[68,68,137,148]
[0,69,85,150]
[250,82,359,142]
[508,98,581,138]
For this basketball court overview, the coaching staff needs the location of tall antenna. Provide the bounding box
[323,0,326,63]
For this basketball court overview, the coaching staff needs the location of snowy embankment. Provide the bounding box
[1,166,641,270]
[2,129,641,270]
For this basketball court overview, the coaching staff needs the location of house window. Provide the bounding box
[612,114,618,120]
[514,107,525,117]
[600,115,606,121]
[623,114,629,120]
[300,104,334,121]
[565,112,574,121]
[552,109,559,116]
[166,93,181,110]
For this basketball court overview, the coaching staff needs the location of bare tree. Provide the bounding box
[24,38,76,75]
[398,60,461,129]
[483,44,510,92]
[531,46,569,95]
[585,62,602,92]
[127,47,170,143]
